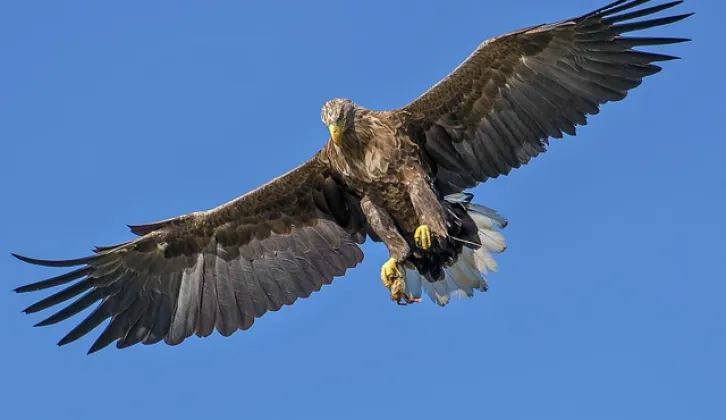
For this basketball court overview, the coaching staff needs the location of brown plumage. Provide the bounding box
[12,0,691,353]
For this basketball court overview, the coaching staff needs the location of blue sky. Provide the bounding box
[1,0,723,419]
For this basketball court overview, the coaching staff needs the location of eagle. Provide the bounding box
[12,0,691,354]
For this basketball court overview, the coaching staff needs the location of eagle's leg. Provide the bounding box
[360,197,417,304]
[408,175,448,251]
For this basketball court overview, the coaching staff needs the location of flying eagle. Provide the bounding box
[12,0,691,354]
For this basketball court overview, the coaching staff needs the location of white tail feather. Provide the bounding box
[451,252,482,289]
[445,273,470,298]
[478,229,506,253]
[447,265,475,296]
[466,203,508,228]
[404,269,423,299]
[473,246,498,273]
[421,277,450,306]
[405,251,492,305]
[402,202,507,306]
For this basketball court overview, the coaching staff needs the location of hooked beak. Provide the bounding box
[328,124,341,145]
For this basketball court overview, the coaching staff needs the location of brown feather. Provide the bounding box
[12,153,366,353]
[395,0,691,194]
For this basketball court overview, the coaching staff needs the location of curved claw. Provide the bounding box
[380,258,423,305]
[414,225,432,250]
[395,296,422,305]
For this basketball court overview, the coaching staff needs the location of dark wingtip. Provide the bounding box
[14,266,93,294]
[93,241,131,253]
[668,12,695,23]
[666,36,692,44]
[127,216,178,236]
[24,301,48,315]
[11,252,93,268]
[11,253,29,262]
[672,12,695,27]
[57,334,75,348]
[127,224,144,236]
[33,318,52,327]
[14,285,30,294]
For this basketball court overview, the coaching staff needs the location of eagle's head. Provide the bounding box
[321,98,356,146]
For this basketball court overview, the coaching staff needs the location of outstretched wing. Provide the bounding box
[395,0,691,194]
[12,152,367,353]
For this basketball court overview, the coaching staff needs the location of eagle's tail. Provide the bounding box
[403,193,508,306]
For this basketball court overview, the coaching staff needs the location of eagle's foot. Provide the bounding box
[380,257,403,289]
[381,258,421,305]
[414,225,432,250]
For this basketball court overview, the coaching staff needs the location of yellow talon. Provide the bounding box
[380,258,421,305]
[380,257,403,289]
[381,258,408,303]
[414,225,432,250]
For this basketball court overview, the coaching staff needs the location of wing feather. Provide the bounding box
[12,153,367,353]
[396,0,691,194]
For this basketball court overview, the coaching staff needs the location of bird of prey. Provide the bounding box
[12,0,691,354]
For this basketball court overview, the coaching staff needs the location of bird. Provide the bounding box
[11,0,691,354]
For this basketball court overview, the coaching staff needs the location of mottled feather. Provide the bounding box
[396,0,691,194]
[13,155,365,353]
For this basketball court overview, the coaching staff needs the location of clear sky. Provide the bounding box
[1,1,723,419]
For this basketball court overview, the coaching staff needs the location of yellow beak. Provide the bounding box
[328,124,341,145]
